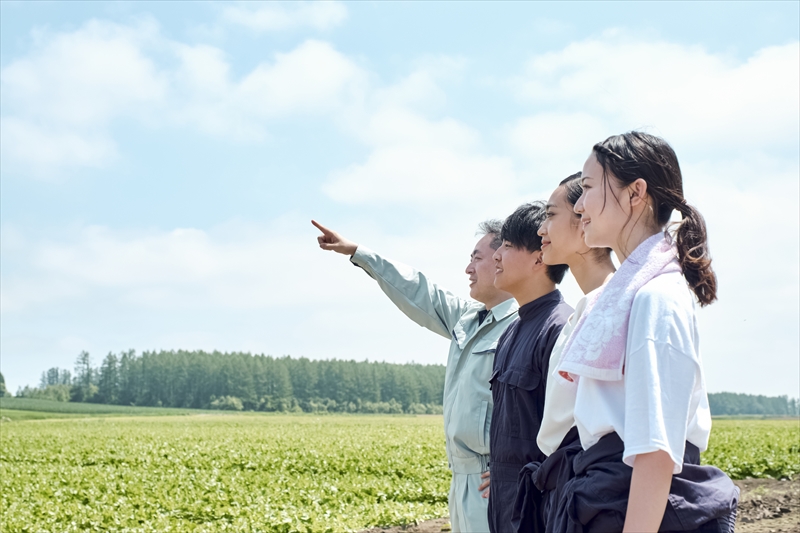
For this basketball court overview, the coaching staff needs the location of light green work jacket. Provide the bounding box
[351,247,519,470]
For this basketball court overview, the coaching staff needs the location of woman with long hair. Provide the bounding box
[535,172,616,456]
[542,132,738,532]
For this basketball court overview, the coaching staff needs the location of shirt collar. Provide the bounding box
[518,290,562,321]
[486,297,519,322]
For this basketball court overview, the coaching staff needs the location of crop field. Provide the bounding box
[1,414,449,533]
[702,419,799,480]
[0,411,797,533]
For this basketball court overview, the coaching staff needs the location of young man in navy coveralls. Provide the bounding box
[484,202,573,533]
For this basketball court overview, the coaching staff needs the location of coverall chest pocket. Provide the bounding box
[494,367,542,439]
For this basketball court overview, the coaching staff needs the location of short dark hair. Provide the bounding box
[500,202,569,284]
[477,219,503,250]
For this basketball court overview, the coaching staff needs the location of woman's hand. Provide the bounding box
[623,450,674,532]
[312,220,358,256]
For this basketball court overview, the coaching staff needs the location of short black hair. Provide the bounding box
[500,201,569,284]
[476,219,503,250]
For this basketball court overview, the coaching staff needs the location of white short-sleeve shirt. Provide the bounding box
[571,271,712,474]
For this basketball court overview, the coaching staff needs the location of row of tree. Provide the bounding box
[20,350,446,413]
[13,353,799,417]
[707,392,800,416]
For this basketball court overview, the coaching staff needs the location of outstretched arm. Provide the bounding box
[312,220,469,337]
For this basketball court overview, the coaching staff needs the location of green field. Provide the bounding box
[0,397,204,418]
[702,418,800,479]
[1,413,449,533]
[1,404,797,533]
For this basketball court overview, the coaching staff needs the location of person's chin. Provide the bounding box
[582,227,607,249]
[583,235,606,249]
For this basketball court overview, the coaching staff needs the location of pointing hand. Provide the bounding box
[312,220,358,256]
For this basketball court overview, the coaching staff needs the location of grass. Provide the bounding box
[0,397,206,418]
[0,409,88,421]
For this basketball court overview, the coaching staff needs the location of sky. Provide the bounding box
[1,1,798,398]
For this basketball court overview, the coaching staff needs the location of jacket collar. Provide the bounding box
[452,298,519,349]
[487,297,519,322]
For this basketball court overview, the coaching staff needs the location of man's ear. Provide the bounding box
[533,250,545,266]
[628,178,649,207]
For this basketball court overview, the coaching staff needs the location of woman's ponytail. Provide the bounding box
[674,201,717,306]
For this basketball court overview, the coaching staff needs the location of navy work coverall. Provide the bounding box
[487,290,572,533]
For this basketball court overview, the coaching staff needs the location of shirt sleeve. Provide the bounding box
[621,284,700,474]
[350,246,471,339]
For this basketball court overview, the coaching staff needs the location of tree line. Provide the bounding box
[16,351,446,414]
[707,392,800,417]
[11,353,799,417]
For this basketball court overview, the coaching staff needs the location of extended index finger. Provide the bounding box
[311,219,334,236]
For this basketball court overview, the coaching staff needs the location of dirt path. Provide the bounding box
[736,478,800,533]
[361,479,799,533]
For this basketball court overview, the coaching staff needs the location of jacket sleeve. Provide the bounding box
[350,246,471,339]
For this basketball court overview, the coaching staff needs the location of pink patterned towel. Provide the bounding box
[557,232,681,382]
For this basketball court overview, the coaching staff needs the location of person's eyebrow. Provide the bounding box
[545,203,557,209]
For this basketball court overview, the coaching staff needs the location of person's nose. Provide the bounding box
[492,249,501,263]
[465,261,474,274]
[538,221,548,237]
[574,194,585,214]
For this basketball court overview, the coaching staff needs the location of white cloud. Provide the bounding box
[508,112,608,179]
[1,18,470,186]
[169,39,366,139]
[0,118,118,176]
[324,65,518,206]
[325,143,516,205]
[236,40,365,117]
[0,19,165,176]
[221,1,348,32]
[2,19,165,126]
[511,34,800,155]
[1,219,378,314]
[1,17,367,174]
[371,56,467,111]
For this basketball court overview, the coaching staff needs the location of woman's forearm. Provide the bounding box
[623,450,674,532]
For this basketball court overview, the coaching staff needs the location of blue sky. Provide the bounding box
[1,1,798,397]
